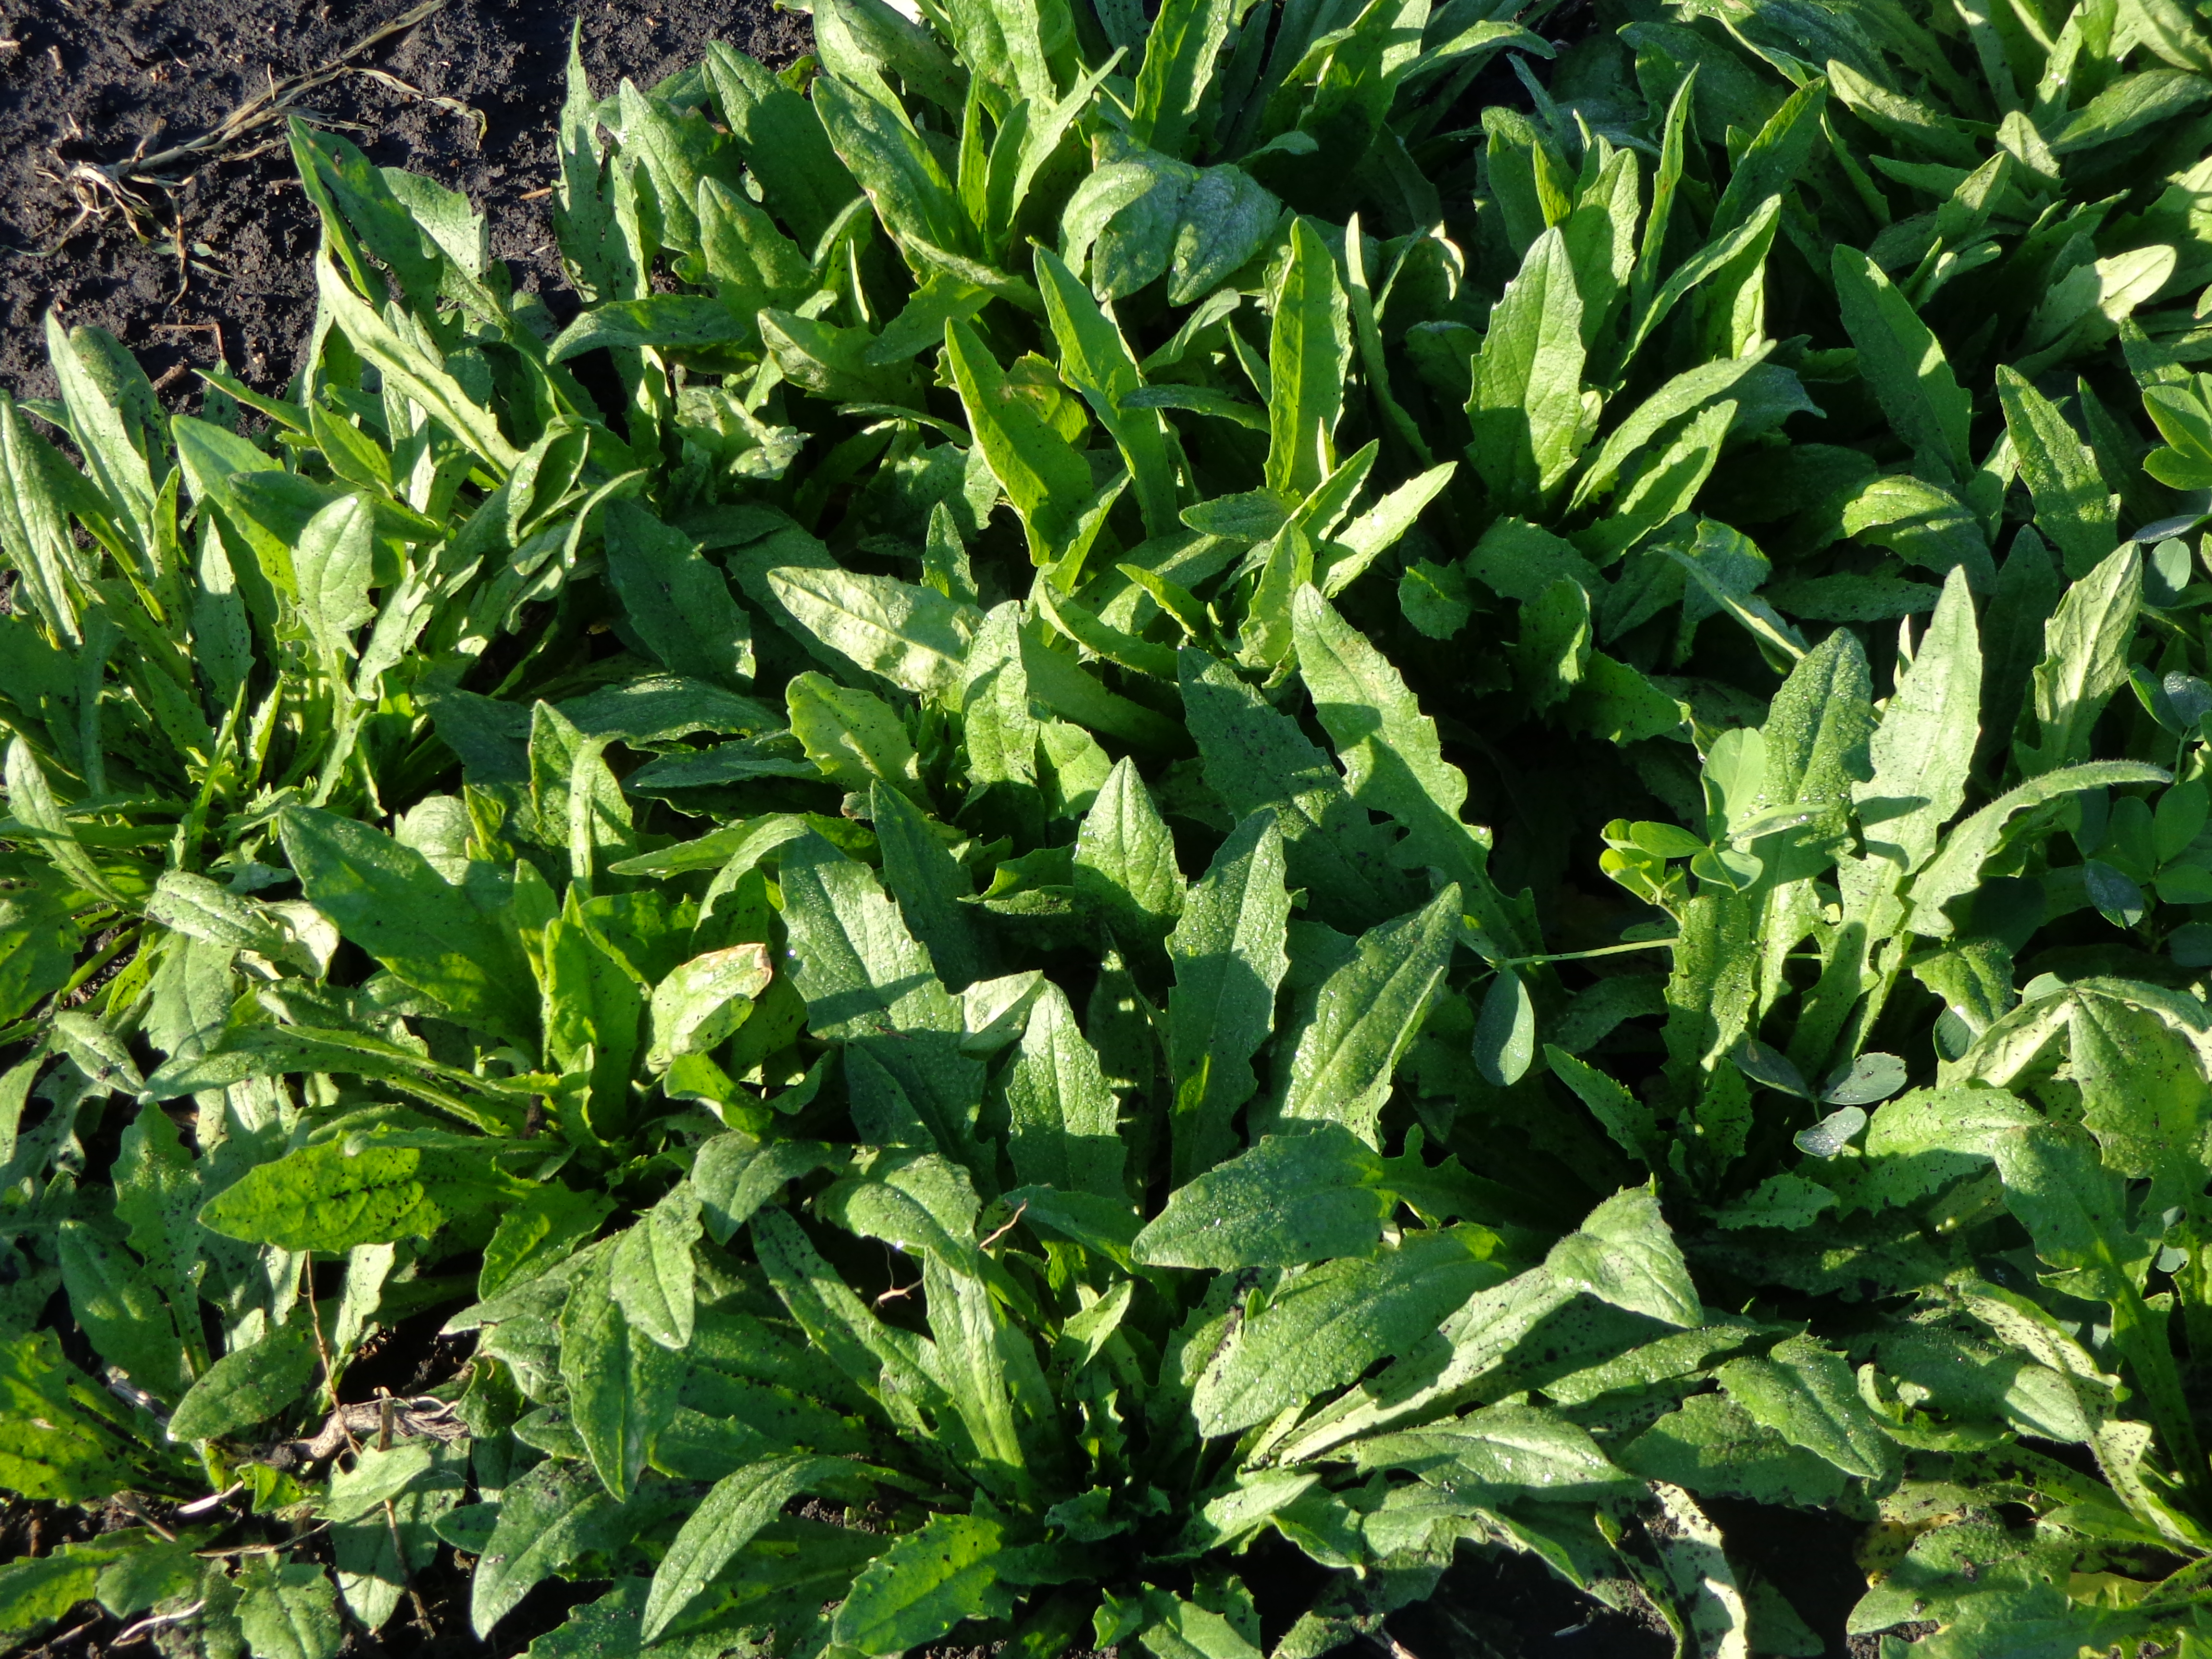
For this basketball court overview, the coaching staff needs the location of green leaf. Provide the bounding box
[559,1241,680,1502]
[1276,886,1460,1146]
[1136,1593,1264,1659]
[1267,219,1352,503]
[1072,757,1185,954]
[1166,812,1293,1182]
[946,320,1096,568]
[1711,77,1828,240]
[1472,968,1537,1088]
[813,73,966,255]
[1292,585,1502,920]
[200,1138,526,1255]
[278,807,537,1049]
[292,494,376,666]
[469,1457,627,1638]
[1909,758,2173,934]
[645,1453,884,1640]
[704,42,859,248]
[2068,988,2212,1209]
[1547,1046,1661,1164]
[870,783,991,992]
[1179,649,1409,930]
[832,1511,1015,1655]
[5,738,120,905]
[1134,1126,1390,1268]
[0,889,77,1029]
[1352,1401,1642,1502]
[611,1181,703,1350]
[1005,982,1126,1198]
[0,1333,139,1502]
[1131,0,1232,155]
[1997,366,2119,579]
[1717,1334,1902,1482]
[57,1221,188,1402]
[1832,246,1971,485]
[2022,544,2140,776]
[1192,1228,1502,1437]
[1542,1187,1700,1327]
[331,1441,463,1633]
[1469,226,1587,509]
[235,1557,343,1659]
[0,1551,97,1642]
[113,1099,205,1360]
[165,1320,315,1443]
[694,1131,844,1246]
[646,943,773,1070]
[1854,566,1980,874]
[751,1200,953,1436]
[788,671,922,798]
[603,499,755,688]
[769,566,976,697]
[1035,247,1178,537]
[480,1183,613,1300]
[312,255,519,474]
[1616,1392,1850,1507]
[780,830,962,1039]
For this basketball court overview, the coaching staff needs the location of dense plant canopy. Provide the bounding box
[6,0,2212,1654]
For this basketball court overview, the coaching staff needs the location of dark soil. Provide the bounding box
[0,0,811,406]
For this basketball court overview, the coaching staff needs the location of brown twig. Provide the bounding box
[33,1,464,252]
[979,1200,1028,1251]
[22,1614,100,1657]
[152,319,226,363]
[111,1602,206,1647]
[97,1,450,187]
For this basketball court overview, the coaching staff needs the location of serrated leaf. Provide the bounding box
[644,1453,884,1640]
[1191,1228,1500,1437]
[278,806,537,1050]
[832,1511,1015,1655]
[1166,812,1292,1182]
[200,1138,525,1255]
[1005,982,1125,1198]
[1134,1126,1389,1269]
[610,1181,703,1350]
[1276,886,1460,1146]
[1542,1188,1700,1327]
[768,565,976,696]
[1718,1334,1901,1482]
[165,1320,315,1443]
[604,499,755,688]
[1855,567,1980,874]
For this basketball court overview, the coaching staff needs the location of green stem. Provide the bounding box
[1498,937,1679,968]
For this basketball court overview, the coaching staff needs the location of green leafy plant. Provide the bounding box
[10,0,2212,1655]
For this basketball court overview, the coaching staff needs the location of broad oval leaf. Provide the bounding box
[1134,1127,1390,1269]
